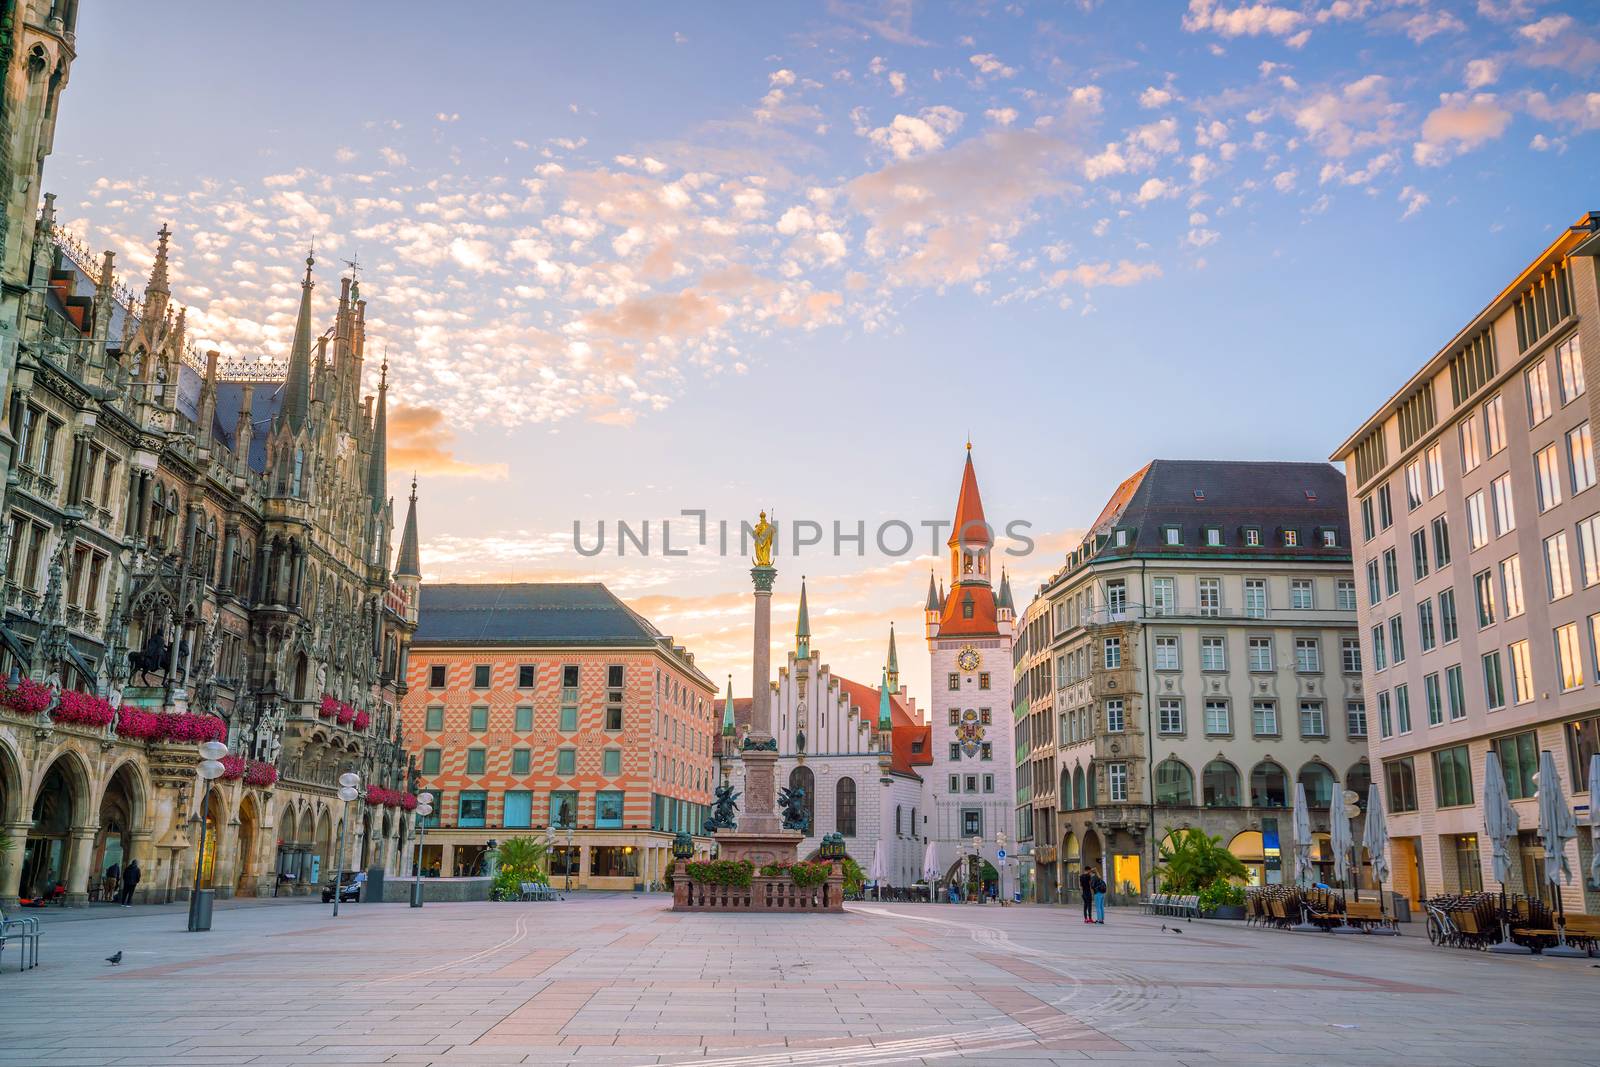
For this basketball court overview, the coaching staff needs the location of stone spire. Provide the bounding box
[877,667,892,731]
[366,354,388,503]
[143,223,172,323]
[886,622,899,691]
[795,576,810,658]
[394,474,421,578]
[998,568,1014,611]
[281,249,316,434]
[925,570,940,611]
[721,676,735,736]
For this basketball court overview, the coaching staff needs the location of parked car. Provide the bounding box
[321,871,361,903]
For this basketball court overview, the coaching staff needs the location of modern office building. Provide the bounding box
[1332,214,1600,914]
[1019,459,1366,898]
[402,583,717,889]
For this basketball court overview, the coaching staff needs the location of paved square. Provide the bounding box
[3,897,1595,1066]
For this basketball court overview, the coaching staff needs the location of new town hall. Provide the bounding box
[0,3,422,906]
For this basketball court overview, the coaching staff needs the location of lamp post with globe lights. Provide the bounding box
[187,739,229,932]
[410,792,434,908]
[332,772,361,917]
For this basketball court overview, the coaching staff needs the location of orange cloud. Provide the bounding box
[388,404,509,480]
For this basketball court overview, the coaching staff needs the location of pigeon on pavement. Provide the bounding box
[105,951,123,966]
[1161,924,1183,934]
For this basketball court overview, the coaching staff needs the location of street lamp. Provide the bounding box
[332,771,361,917]
[187,739,229,932]
[970,834,982,903]
[410,792,434,909]
[559,797,575,892]
[997,831,1008,906]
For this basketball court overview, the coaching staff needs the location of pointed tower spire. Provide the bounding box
[143,223,172,323]
[925,570,940,611]
[998,568,1014,611]
[796,576,811,658]
[721,676,735,737]
[366,354,388,503]
[948,446,991,548]
[877,667,892,731]
[886,623,899,691]
[281,249,316,434]
[395,474,421,578]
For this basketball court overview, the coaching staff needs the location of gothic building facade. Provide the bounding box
[0,8,422,904]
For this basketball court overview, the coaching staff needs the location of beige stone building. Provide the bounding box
[1019,460,1368,899]
[1332,213,1600,914]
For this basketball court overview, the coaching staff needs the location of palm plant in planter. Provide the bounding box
[1157,828,1249,917]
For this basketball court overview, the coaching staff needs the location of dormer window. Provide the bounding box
[1205,527,1223,547]
[1113,529,1129,548]
[962,595,974,619]
[1244,527,1262,547]
[1163,526,1182,546]
[1321,529,1338,548]
[1284,529,1299,547]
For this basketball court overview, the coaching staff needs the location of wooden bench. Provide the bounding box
[1344,900,1386,927]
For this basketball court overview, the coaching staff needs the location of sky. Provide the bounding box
[44,0,1599,710]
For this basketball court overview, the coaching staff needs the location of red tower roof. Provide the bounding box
[947,447,991,547]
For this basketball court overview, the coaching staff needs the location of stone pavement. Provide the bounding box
[2,895,1595,1066]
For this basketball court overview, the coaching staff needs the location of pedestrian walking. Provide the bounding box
[1091,869,1107,924]
[1079,867,1094,923]
[119,859,141,906]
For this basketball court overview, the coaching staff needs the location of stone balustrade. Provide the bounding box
[672,863,845,913]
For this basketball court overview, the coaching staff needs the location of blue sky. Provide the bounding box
[47,1,1599,703]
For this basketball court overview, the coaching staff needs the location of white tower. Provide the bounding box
[923,446,1016,885]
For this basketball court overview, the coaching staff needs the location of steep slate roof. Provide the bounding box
[415,583,667,648]
[1095,459,1349,558]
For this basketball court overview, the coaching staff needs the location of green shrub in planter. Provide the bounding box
[1197,880,1245,913]
[686,859,754,887]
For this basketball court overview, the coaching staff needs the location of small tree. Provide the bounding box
[1156,828,1247,892]
[491,836,550,899]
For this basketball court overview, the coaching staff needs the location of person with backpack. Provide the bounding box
[119,859,142,906]
[1091,868,1107,924]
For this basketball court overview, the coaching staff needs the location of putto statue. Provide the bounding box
[778,784,810,833]
[752,510,775,567]
[703,783,740,834]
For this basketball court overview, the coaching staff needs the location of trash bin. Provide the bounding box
[188,889,214,932]
[410,880,425,908]
[364,866,385,904]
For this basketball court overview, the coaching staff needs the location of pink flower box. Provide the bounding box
[53,690,117,728]
[114,708,226,744]
[0,678,54,716]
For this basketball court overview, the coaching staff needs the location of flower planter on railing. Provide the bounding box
[219,754,279,787]
[52,690,117,729]
[115,708,226,743]
[0,678,53,716]
[363,785,416,808]
[318,694,364,728]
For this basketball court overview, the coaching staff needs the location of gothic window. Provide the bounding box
[787,765,815,830]
[836,777,856,837]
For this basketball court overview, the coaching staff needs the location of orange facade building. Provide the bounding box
[401,583,717,889]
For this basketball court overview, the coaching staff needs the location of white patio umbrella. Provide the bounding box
[922,838,941,883]
[1482,750,1530,954]
[1589,755,1600,891]
[1288,782,1320,931]
[1327,791,1358,934]
[1291,782,1314,888]
[1534,749,1586,957]
[1362,783,1399,934]
[869,838,889,901]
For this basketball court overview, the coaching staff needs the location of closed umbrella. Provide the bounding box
[1362,783,1398,934]
[1482,751,1530,954]
[1288,782,1319,931]
[869,838,889,901]
[922,838,940,882]
[1327,792,1357,934]
[1589,755,1600,891]
[1291,782,1314,888]
[1534,749,1585,957]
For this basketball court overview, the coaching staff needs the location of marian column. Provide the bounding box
[742,512,781,835]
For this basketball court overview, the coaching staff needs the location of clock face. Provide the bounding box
[957,647,981,672]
